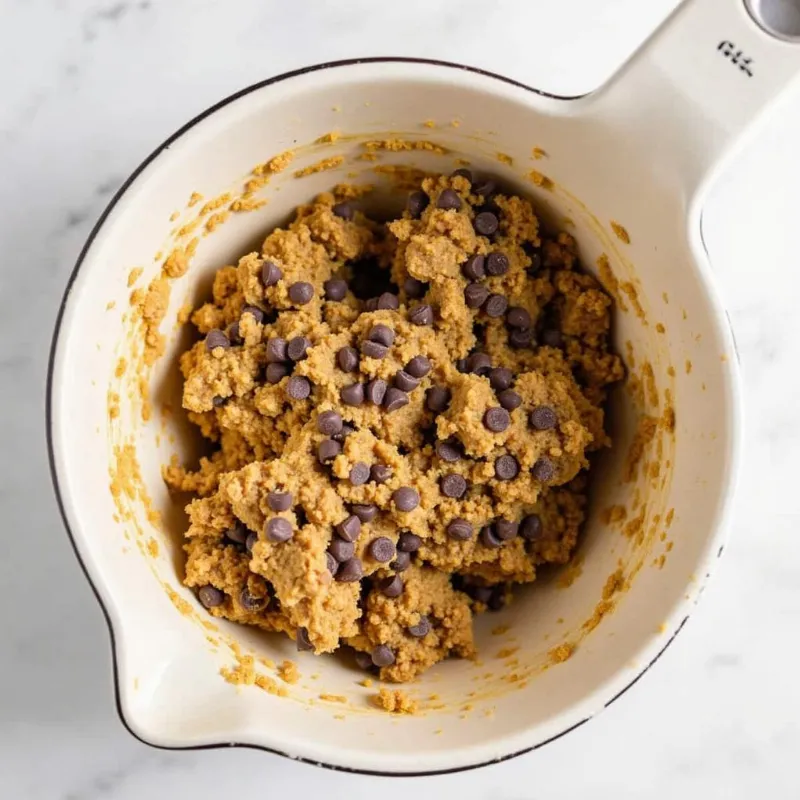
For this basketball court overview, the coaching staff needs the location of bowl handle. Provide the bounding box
[585,0,800,210]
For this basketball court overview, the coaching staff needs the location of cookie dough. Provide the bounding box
[165,171,623,682]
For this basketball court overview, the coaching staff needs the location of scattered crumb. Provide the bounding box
[532,146,546,159]
[114,357,127,378]
[258,656,276,669]
[451,119,461,128]
[188,191,203,207]
[106,301,116,310]
[610,221,630,243]
[527,169,554,189]
[491,624,510,636]
[205,210,230,233]
[685,359,693,374]
[127,267,143,288]
[294,155,345,178]
[371,688,419,714]
[434,728,443,735]
[656,323,666,334]
[363,139,448,154]
[253,150,295,176]
[662,291,670,304]
[423,119,435,128]
[548,643,575,664]
[334,714,346,721]
[358,678,373,688]
[497,152,513,165]
[278,660,300,684]
[169,210,180,222]
[319,693,347,703]
[496,646,519,659]
[454,157,470,166]
[315,131,340,144]
[199,192,232,216]
[146,537,159,558]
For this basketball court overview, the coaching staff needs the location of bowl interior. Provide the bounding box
[51,61,737,773]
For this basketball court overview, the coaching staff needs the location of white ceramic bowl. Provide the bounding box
[48,0,798,775]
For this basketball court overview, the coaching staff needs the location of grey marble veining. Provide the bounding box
[3,0,800,797]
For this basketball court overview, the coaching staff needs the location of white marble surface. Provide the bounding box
[3,0,800,796]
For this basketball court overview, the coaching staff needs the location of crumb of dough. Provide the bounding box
[610,221,630,244]
[497,152,513,165]
[115,358,127,378]
[527,170,554,189]
[294,156,345,178]
[106,300,116,310]
[205,211,230,233]
[532,147,546,159]
[656,323,666,334]
[358,678,373,688]
[278,660,300,684]
[231,196,267,213]
[127,267,143,287]
[423,119,436,128]
[316,131,340,144]
[319,693,347,703]
[167,170,623,682]
[363,139,448,154]
[253,150,296,176]
[146,537,159,557]
[548,643,574,664]
[491,624,510,636]
[371,688,419,714]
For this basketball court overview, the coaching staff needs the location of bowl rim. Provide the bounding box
[46,56,731,776]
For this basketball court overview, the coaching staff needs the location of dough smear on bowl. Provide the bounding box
[164,170,623,682]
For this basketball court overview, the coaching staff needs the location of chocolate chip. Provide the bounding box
[451,168,473,183]
[467,352,492,376]
[407,190,429,218]
[362,340,389,359]
[370,464,392,484]
[470,585,493,604]
[355,650,374,670]
[484,406,511,432]
[462,254,485,280]
[364,298,379,312]
[485,293,509,318]
[288,281,314,305]
[340,382,365,406]
[530,405,558,430]
[474,211,499,236]
[332,201,354,220]
[261,260,282,287]
[437,189,462,210]
[472,178,497,197]
[435,439,463,462]
[266,362,290,384]
[407,616,430,637]
[326,552,339,576]
[371,644,395,667]
[329,538,355,562]
[393,486,419,512]
[494,454,519,481]
[352,503,379,523]
[481,525,502,548]
[507,306,532,329]
[336,515,362,542]
[336,556,364,582]
[365,378,387,405]
[324,278,348,301]
[447,518,473,541]
[520,514,543,541]
[532,457,556,481]
[205,329,230,352]
[489,367,513,391]
[405,355,431,379]
[368,324,395,346]
[267,491,293,512]
[509,328,534,349]
[456,358,468,373]
[227,321,242,345]
[245,532,258,552]
[379,575,404,598]
[242,305,265,325]
[240,586,266,611]
[286,376,311,400]
[495,519,519,540]
[350,462,370,486]
[296,626,314,651]
[212,395,227,407]
[541,329,564,349]
[198,584,224,608]
[265,517,293,543]
[332,423,355,442]
[383,387,409,412]
[404,277,426,298]
[391,551,411,572]
[318,438,342,463]
[336,346,359,372]
[394,370,420,392]
[266,337,288,363]
[317,410,343,436]
[486,252,509,276]
[488,586,506,611]
[440,473,468,499]
[498,389,522,410]
[527,250,543,273]
[225,522,248,545]
[464,283,489,309]
[376,292,399,311]
[287,336,310,362]
[409,304,434,326]
[425,386,451,413]
[398,532,421,552]
[369,536,396,563]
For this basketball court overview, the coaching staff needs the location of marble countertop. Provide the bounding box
[3,0,800,796]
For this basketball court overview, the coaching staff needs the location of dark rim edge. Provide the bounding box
[46,56,693,777]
